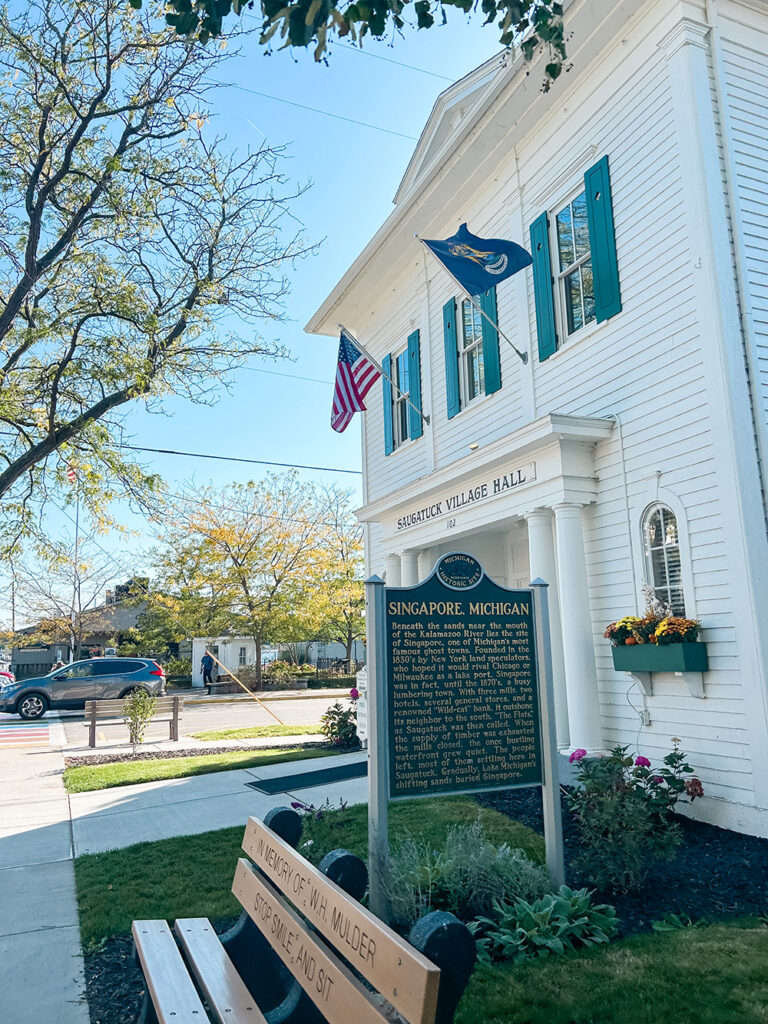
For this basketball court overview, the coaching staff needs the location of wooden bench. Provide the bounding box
[133,806,476,1024]
[84,696,183,748]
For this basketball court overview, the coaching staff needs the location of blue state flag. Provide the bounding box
[422,223,533,296]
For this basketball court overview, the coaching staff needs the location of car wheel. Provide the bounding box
[119,687,147,699]
[17,694,48,720]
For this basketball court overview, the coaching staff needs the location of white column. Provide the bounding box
[384,553,402,588]
[553,503,603,752]
[400,550,419,587]
[418,548,435,581]
[525,511,569,748]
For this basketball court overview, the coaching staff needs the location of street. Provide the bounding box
[54,689,352,748]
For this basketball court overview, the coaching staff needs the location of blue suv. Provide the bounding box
[0,658,166,720]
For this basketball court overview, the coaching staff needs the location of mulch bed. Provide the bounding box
[476,786,768,936]
[82,789,768,1023]
[66,741,325,768]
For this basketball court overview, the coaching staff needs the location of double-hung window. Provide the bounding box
[460,299,485,407]
[530,154,621,362]
[392,348,410,449]
[555,190,595,337]
[238,646,247,667]
[442,289,501,419]
[643,504,685,616]
[382,331,423,455]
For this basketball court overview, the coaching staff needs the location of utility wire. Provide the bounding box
[214,79,419,140]
[0,433,361,475]
[114,444,362,475]
[242,365,333,385]
[330,42,455,81]
[46,498,287,723]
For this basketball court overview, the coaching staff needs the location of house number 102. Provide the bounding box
[446,518,457,529]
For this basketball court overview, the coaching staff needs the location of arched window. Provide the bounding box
[643,504,685,615]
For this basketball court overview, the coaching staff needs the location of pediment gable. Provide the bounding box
[394,52,508,205]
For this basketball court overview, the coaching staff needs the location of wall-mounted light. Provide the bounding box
[468,442,480,452]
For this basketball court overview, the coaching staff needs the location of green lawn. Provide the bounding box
[457,922,768,1024]
[74,796,542,944]
[64,746,334,793]
[191,723,324,741]
[74,798,768,1022]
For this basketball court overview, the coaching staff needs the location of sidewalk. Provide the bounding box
[69,749,368,856]
[0,744,89,1024]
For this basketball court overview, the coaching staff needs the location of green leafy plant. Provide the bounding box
[471,886,618,964]
[122,689,158,751]
[383,821,549,929]
[321,701,360,749]
[164,657,192,677]
[136,0,568,90]
[567,742,703,892]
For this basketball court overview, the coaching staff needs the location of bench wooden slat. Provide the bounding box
[175,918,268,1024]
[132,919,207,1023]
[84,697,179,715]
[233,858,391,1024]
[242,817,439,1024]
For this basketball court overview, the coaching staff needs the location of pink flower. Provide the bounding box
[635,755,651,768]
[652,775,664,784]
[569,748,588,764]
[349,687,360,700]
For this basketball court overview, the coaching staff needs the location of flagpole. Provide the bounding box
[338,323,430,427]
[415,234,528,365]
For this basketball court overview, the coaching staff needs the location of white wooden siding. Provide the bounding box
[354,0,768,810]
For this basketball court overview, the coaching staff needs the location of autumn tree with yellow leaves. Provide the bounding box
[151,474,364,688]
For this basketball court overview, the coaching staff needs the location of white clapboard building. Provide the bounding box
[307,0,768,836]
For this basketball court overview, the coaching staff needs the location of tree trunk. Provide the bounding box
[345,629,353,674]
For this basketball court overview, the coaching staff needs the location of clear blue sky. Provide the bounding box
[5,15,505,622]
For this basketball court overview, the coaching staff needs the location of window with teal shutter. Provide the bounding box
[406,329,423,440]
[530,212,557,361]
[382,353,394,455]
[584,155,621,322]
[480,287,501,394]
[443,298,460,419]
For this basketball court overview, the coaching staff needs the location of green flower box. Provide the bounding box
[611,642,708,674]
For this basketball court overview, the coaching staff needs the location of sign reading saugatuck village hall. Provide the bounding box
[395,462,536,532]
[385,553,543,798]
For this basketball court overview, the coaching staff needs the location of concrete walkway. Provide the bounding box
[0,744,89,1024]
[69,749,368,856]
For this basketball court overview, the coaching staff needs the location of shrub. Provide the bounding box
[383,821,549,929]
[471,886,618,964]
[164,657,192,677]
[321,701,360,750]
[122,689,157,751]
[262,660,294,681]
[567,742,703,892]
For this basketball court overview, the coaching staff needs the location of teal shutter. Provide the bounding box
[443,298,460,419]
[584,155,621,322]
[530,212,557,361]
[406,329,423,440]
[480,287,501,394]
[382,353,394,455]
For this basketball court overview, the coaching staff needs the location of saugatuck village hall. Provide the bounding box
[307,0,768,837]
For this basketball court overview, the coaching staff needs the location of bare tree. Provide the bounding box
[11,538,121,659]
[0,0,312,550]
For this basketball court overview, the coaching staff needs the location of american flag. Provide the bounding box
[66,465,76,484]
[330,329,381,433]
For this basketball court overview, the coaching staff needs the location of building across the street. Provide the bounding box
[190,636,366,686]
[308,0,768,835]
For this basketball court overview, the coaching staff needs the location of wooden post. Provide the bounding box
[88,702,97,748]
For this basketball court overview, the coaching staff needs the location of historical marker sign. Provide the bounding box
[385,553,542,799]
